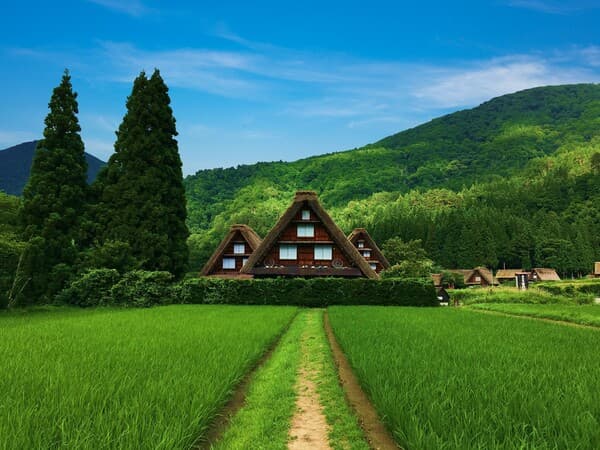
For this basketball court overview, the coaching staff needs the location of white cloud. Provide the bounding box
[0,130,37,148]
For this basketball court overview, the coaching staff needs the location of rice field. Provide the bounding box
[0,305,296,449]
[328,306,600,450]
[470,303,600,327]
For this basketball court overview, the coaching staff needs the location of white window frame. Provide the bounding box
[314,244,333,260]
[357,241,365,248]
[233,243,245,254]
[369,263,377,270]
[297,223,314,237]
[222,257,236,269]
[362,250,371,258]
[279,244,297,260]
[474,276,481,282]
[301,210,310,220]
[242,257,249,266]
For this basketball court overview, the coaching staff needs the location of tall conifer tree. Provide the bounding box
[20,70,88,300]
[98,70,189,277]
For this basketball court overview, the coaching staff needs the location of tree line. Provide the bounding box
[1,69,188,307]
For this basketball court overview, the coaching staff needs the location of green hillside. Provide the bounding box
[186,84,600,273]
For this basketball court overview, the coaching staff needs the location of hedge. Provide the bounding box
[536,279,600,297]
[172,277,438,307]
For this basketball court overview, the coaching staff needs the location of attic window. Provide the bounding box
[242,257,249,266]
[301,210,310,220]
[297,223,314,237]
[474,276,481,282]
[233,243,245,254]
[362,250,371,258]
[222,257,236,269]
[280,244,297,260]
[357,241,365,248]
[369,263,377,270]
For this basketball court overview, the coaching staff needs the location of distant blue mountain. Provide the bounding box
[0,140,106,195]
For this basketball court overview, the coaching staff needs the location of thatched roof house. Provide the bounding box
[241,191,377,279]
[200,224,262,278]
[530,268,561,282]
[495,269,523,282]
[347,228,390,274]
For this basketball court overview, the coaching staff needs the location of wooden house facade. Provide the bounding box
[200,224,262,278]
[593,262,600,278]
[347,228,390,274]
[241,191,377,279]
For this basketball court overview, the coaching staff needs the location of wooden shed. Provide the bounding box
[495,269,523,284]
[241,191,377,279]
[347,228,390,274]
[200,224,262,278]
[594,262,600,278]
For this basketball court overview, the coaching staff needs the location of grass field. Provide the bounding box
[451,286,594,305]
[470,303,600,327]
[0,305,296,449]
[328,306,600,450]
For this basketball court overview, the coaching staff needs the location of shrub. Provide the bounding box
[536,279,600,297]
[56,268,120,307]
[111,270,174,307]
[452,286,593,305]
[171,277,437,307]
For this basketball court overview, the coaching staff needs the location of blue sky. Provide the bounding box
[1,0,600,175]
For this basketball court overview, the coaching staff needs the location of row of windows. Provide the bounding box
[280,244,332,260]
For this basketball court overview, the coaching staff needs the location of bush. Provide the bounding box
[452,286,593,306]
[536,280,600,297]
[56,268,120,307]
[111,270,174,307]
[172,277,438,307]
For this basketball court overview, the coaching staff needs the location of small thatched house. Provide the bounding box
[200,224,262,278]
[347,228,390,274]
[495,269,523,283]
[529,268,561,282]
[241,191,378,279]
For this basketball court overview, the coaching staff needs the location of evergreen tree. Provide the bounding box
[19,70,87,301]
[97,70,189,277]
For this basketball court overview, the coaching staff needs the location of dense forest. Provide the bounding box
[185,84,600,275]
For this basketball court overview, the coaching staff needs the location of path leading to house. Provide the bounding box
[204,308,391,449]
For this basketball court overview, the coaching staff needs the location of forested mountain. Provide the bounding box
[0,141,105,195]
[185,84,600,274]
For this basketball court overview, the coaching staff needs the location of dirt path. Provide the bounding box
[195,313,297,449]
[324,312,399,450]
[469,307,600,330]
[288,313,332,450]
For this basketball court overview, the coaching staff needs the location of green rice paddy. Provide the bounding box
[328,306,600,450]
[0,305,296,449]
[470,303,600,327]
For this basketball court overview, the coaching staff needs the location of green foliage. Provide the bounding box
[441,270,466,288]
[450,286,593,305]
[78,240,139,274]
[96,70,189,278]
[536,279,600,297]
[56,268,120,307]
[0,193,25,308]
[19,70,88,300]
[174,277,437,307]
[469,303,600,327]
[110,270,174,307]
[381,237,433,277]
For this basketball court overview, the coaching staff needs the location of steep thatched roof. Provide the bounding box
[241,191,378,279]
[431,273,442,287]
[200,224,262,276]
[347,228,391,269]
[495,269,523,280]
[531,268,561,281]
[450,267,497,285]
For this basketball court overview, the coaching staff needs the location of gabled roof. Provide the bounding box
[347,228,391,269]
[450,267,497,285]
[241,191,378,279]
[531,268,561,281]
[200,224,262,276]
[495,269,523,279]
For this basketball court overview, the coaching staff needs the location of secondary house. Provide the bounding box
[200,224,262,278]
[347,228,390,274]
[529,268,561,282]
[240,191,378,279]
